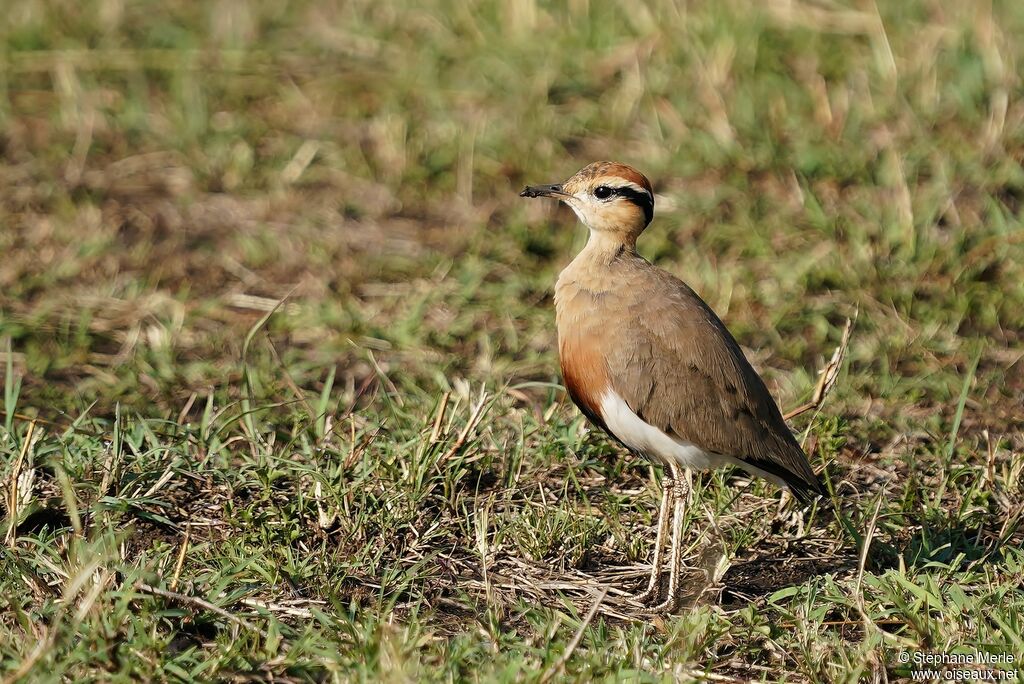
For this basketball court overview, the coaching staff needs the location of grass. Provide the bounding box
[1,0,1023,680]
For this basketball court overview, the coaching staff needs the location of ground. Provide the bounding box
[1,1,1023,681]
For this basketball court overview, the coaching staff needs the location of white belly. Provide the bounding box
[599,389,727,469]
[598,389,788,488]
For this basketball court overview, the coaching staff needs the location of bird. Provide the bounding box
[520,161,825,612]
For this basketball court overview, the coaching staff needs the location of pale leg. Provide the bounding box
[632,475,673,604]
[646,464,688,613]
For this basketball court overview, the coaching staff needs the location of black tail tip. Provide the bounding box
[788,476,828,507]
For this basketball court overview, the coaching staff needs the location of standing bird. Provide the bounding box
[521,162,825,612]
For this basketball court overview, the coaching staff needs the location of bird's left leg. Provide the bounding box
[646,463,688,614]
[632,473,673,604]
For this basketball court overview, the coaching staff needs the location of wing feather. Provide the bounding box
[604,268,824,499]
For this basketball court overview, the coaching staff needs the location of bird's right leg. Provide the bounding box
[645,464,687,614]
[631,473,673,605]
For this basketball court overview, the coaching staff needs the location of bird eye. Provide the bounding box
[593,186,613,199]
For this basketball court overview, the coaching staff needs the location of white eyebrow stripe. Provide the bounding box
[603,180,652,196]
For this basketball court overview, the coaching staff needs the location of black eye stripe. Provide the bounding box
[609,186,654,225]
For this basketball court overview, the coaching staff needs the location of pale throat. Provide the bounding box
[566,199,638,255]
[556,228,637,297]
[581,227,637,259]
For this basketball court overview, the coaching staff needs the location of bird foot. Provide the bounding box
[623,579,678,613]
[629,585,661,606]
[638,594,679,615]
[626,585,678,614]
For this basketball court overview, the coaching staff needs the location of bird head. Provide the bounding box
[520,161,654,241]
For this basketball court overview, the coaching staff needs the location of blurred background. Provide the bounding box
[1,0,1022,428]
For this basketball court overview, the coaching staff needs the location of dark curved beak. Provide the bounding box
[520,183,570,199]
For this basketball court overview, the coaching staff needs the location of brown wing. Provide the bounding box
[604,268,823,500]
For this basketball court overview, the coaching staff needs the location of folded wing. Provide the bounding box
[604,272,824,502]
